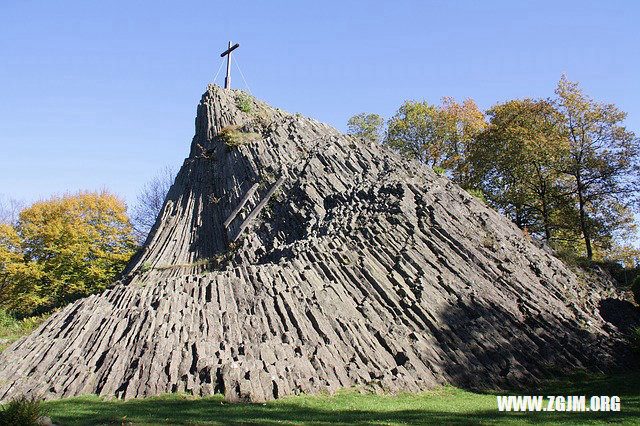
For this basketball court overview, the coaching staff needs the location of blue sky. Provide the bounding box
[1,0,639,209]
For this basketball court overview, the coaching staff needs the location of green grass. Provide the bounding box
[0,309,50,353]
[36,371,639,425]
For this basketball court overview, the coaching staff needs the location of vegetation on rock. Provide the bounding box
[218,124,259,148]
[0,309,50,353]
[235,92,253,113]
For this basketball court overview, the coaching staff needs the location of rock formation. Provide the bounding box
[0,85,633,403]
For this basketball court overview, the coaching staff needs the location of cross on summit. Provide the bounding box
[220,41,239,89]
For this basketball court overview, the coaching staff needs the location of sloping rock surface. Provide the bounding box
[0,86,632,402]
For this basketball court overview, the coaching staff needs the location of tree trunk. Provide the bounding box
[541,198,551,242]
[537,171,552,243]
[576,172,593,259]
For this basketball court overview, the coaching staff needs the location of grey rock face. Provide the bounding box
[0,85,633,403]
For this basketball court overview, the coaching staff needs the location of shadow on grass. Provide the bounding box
[42,371,640,425]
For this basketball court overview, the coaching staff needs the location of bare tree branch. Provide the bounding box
[130,166,176,244]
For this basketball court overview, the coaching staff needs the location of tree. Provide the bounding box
[471,98,568,241]
[554,75,640,259]
[0,191,137,316]
[347,113,384,144]
[437,97,487,187]
[131,166,175,243]
[385,98,486,187]
[385,100,445,167]
[0,195,24,225]
[600,240,640,269]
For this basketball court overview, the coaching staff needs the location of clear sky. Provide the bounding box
[1,0,639,208]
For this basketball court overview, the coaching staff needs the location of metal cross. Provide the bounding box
[220,41,240,89]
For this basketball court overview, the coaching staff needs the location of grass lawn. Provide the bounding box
[36,370,639,425]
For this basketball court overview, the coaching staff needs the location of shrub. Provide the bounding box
[0,395,44,426]
[0,309,50,353]
[218,125,259,148]
[218,125,242,147]
[235,93,252,113]
[433,166,445,175]
[0,309,16,329]
[253,108,272,131]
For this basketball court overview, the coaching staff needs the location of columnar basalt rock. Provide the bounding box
[0,85,634,403]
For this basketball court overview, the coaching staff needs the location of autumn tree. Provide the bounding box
[347,113,384,144]
[437,97,487,187]
[385,98,486,187]
[471,98,568,241]
[554,75,640,259]
[0,191,137,316]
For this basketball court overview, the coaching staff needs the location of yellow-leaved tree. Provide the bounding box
[0,191,137,316]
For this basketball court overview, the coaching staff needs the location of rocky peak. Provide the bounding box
[0,85,634,404]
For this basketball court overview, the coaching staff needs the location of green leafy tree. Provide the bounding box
[554,75,640,259]
[0,191,137,316]
[347,113,384,144]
